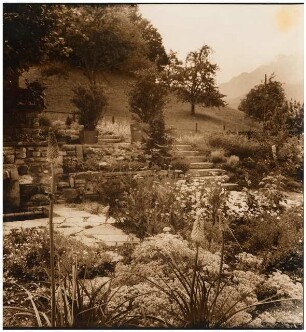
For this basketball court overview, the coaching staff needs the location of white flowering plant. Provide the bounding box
[113,233,302,328]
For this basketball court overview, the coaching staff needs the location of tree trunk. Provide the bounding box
[191,102,196,116]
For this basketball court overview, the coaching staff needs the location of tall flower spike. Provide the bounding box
[47,128,59,164]
[191,218,206,245]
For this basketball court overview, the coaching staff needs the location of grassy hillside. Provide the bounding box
[23,68,261,136]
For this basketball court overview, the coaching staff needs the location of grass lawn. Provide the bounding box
[23,67,261,136]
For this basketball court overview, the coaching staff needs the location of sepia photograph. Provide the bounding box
[2,2,304,329]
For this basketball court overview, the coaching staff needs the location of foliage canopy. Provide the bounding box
[170,45,225,115]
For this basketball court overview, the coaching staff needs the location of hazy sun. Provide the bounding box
[275,6,301,32]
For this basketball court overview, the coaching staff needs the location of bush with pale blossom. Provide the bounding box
[113,234,302,328]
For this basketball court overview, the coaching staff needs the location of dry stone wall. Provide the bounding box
[3,141,146,210]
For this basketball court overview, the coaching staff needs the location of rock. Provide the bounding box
[76,145,84,159]
[63,145,76,151]
[19,175,34,185]
[4,154,15,164]
[57,181,70,189]
[30,194,49,205]
[61,188,79,202]
[15,159,25,165]
[15,148,27,159]
[29,164,42,173]
[99,162,109,168]
[66,150,76,156]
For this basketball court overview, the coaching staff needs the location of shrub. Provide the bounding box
[97,175,138,215]
[112,176,191,239]
[226,155,240,167]
[3,228,112,282]
[170,156,190,173]
[72,83,108,130]
[210,148,227,163]
[277,136,303,179]
[38,114,51,127]
[208,133,269,160]
[229,206,303,277]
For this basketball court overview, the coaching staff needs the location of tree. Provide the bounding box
[285,101,303,137]
[129,7,169,69]
[59,5,151,84]
[238,75,286,130]
[171,45,225,116]
[3,4,58,79]
[128,68,171,165]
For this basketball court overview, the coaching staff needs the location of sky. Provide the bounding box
[139,4,304,84]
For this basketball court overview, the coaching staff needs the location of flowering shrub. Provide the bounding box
[113,234,302,328]
[3,228,113,281]
[229,205,303,277]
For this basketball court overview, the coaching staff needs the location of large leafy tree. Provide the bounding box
[171,45,225,116]
[238,76,286,128]
[58,5,151,84]
[3,4,59,80]
[129,7,168,69]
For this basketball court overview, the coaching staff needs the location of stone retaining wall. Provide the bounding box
[3,141,145,210]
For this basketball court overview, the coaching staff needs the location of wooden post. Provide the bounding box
[112,116,115,124]
[195,123,198,133]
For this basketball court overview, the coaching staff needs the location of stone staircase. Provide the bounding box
[97,134,123,144]
[173,144,238,190]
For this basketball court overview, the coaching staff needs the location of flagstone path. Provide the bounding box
[3,204,139,247]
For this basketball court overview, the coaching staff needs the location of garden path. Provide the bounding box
[3,204,139,247]
[173,144,238,189]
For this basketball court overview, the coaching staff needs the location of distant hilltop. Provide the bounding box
[219,53,304,109]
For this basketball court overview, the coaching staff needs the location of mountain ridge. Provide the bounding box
[219,53,304,109]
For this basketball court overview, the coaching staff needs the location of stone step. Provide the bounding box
[172,144,193,151]
[98,138,122,144]
[192,175,230,182]
[190,162,214,169]
[178,150,200,156]
[221,183,239,190]
[184,156,207,163]
[99,135,121,140]
[187,168,227,177]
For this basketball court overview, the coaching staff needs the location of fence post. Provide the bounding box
[112,116,115,124]
[195,123,198,133]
